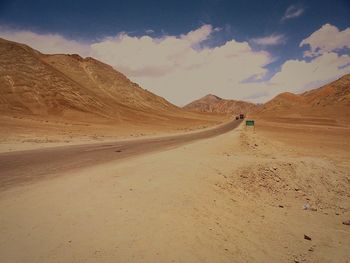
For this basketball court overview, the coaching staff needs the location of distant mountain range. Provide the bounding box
[183,94,258,115]
[253,74,350,122]
[1,37,349,129]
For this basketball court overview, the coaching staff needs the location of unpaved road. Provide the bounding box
[0,119,242,190]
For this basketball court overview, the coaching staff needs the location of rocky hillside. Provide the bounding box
[0,38,219,125]
[253,74,350,122]
[184,94,257,115]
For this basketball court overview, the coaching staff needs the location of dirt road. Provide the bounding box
[0,119,242,190]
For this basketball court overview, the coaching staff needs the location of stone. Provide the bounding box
[304,234,312,241]
[343,220,350,225]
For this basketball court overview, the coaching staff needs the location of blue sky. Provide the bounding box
[0,0,349,105]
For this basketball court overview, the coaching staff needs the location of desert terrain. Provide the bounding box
[0,38,349,263]
[0,38,228,152]
[1,115,349,263]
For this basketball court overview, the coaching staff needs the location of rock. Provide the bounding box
[303,203,317,211]
[303,203,310,210]
[343,220,350,225]
[304,234,312,241]
[278,205,284,208]
[273,167,277,170]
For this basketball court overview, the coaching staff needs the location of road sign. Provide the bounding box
[246,120,255,126]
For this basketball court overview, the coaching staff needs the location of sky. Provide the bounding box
[0,0,349,105]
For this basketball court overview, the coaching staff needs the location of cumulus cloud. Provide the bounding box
[0,23,349,105]
[0,26,90,56]
[300,23,350,57]
[282,5,304,21]
[89,25,272,105]
[266,52,350,95]
[250,34,286,46]
[145,29,155,34]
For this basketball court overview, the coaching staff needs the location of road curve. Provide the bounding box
[0,119,242,190]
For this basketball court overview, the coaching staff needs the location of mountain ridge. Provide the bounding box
[0,37,222,128]
[252,74,350,121]
[183,94,258,115]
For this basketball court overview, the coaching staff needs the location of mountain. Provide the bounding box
[253,74,350,122]
[0,38,221,128]
[183,94,257,115]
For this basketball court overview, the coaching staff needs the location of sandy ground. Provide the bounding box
[0,120,349,262]
[0,114,228,153]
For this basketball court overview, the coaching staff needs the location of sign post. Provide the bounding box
[245,120,255,131]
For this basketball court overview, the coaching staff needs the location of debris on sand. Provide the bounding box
[304,234,312,241]
[342,220,350,225]
[303,203,310,210]
[303,203,317,211]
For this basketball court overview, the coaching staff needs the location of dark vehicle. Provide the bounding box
[239,114,244,119]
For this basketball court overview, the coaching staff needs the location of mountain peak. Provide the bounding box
[184,94,257,114]
[203,94,222,100]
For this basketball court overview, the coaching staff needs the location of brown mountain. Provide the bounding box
[183,94,257,115]
[0,38,221,128]
[253,74,350,123]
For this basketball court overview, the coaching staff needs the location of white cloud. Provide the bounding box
[0,26,90,56]
[282,5,304,21]
[0,24,349,105]
[300,23,350,57]
[145,29,155,34]
[266,52,350,95]
[89,25,272,105]
[250,34,286,46]
[180,24,213,45]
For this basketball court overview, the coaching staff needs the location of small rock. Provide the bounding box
[273,167,277,170]
[343,220,350,225]
[254,144,258,147]
[304,234,312,241]
[278,205,284,208]
[295,188,300,191]
[303,203,310,210]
